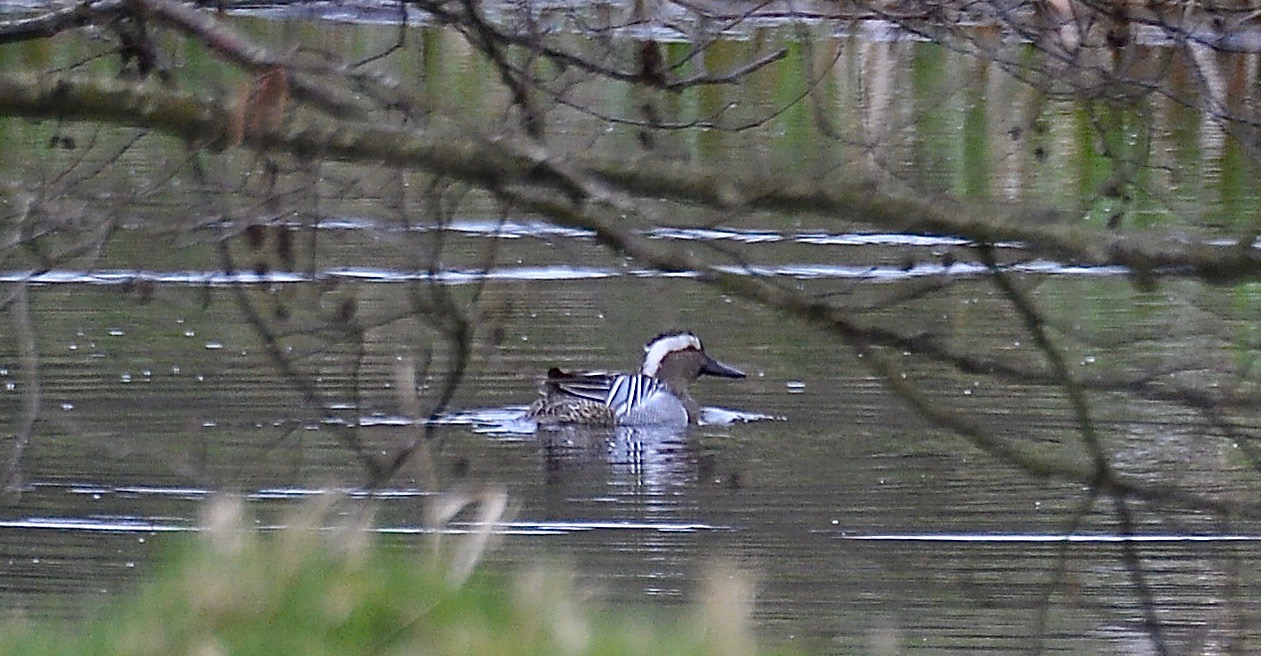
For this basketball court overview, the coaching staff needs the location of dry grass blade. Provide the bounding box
[424,484,511,584]
[694,560,758,656]
[199,494,249,555]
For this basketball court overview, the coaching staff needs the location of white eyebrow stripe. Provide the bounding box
[641,333,701,376]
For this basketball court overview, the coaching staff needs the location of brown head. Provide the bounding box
[639,331,745,401]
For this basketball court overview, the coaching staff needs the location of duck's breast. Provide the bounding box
[618,387,689,425]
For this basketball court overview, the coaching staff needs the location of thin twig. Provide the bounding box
[1,283,40,496]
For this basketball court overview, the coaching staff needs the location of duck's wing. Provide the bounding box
[541,368,619,403]
[542,369,668,417]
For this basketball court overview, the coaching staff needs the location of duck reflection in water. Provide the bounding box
[537,424,697,492]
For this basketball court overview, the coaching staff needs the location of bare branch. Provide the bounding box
[0,0,126,45]
[0,283,39,497]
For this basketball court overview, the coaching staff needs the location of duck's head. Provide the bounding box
[640,331,746,383]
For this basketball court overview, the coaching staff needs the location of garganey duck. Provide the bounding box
[526,331,746,427]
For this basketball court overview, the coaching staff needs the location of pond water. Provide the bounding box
[3,219,1258,653]
[3,3,1261,654]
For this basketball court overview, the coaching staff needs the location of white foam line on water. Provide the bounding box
[60,483,211,497]
[42,481,428,500]
[0,517,723,536]
[248,487,429,499]
[113,486,210,497]
[0,261,1139,286]
[513,520,725,532]
[645,227,785,243]
[0,517,193,532]
[0,267,623,286]
[794,232,972,246]
[375,527,570,536]
[847,534,1261,543]
[379,520,726,535]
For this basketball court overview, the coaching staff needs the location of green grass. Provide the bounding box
[1,496,791,656]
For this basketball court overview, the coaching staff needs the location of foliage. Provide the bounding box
[0,497,782,656]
